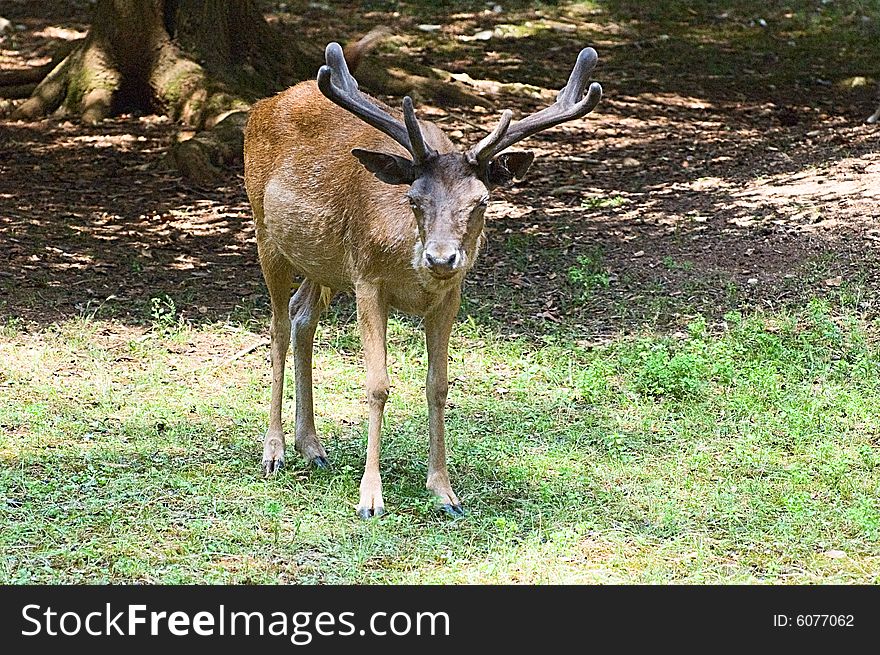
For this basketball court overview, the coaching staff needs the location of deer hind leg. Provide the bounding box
[289,280,332,467]
[260,249,296,476]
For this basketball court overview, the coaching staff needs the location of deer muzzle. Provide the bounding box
[423,243,463,279]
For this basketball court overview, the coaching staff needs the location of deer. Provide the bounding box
[866,81,880,123]
[243,39,602,519]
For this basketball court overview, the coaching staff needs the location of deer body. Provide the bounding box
[247,85,470,312]
[244,41,602,518]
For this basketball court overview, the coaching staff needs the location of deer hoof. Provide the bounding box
[295,434,328,465]
[262,432,285,477]
[441,503,465,518]
[357,506,385,520]
[262,456,284,477]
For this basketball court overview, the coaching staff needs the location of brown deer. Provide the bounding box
[243,40,602,518]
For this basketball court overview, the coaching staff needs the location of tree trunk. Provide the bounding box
[14,0,289,127]
[10,0,489,184]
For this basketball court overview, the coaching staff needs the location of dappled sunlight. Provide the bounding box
[63,132,145,150]
[0,117,259,325]
[635,92,715,111]
[32,26,87,41]
[3,0,880,584]
[729,152,880,234]
[3,2,878,336]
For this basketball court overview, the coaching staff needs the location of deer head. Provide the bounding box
[317,42,602,280]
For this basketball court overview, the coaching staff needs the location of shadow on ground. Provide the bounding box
[1,0,878,336]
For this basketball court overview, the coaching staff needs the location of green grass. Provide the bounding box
[567,248,611,300]
[2,298,879,583]
[581,196,628,210]
[2,0,877,585]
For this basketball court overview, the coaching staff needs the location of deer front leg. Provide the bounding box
[289,280,331,468]
[355,282,390,519]
[425,287,463,516]
[260,253,295,476]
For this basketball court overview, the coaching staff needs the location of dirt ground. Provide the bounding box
[1,1,879,338]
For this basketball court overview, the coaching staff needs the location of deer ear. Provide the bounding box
[351,148,417,185]
[486,151,535,187]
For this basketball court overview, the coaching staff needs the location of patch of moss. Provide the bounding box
[62,55,118,113]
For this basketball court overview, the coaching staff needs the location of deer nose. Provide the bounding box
[424,248,459,274]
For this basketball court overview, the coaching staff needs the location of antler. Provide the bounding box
[468,47,603,167]
[317,42,435,164]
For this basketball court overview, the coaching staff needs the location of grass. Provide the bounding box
[2,0,879,585]
[567,249,611,300]
[2,298,879,583]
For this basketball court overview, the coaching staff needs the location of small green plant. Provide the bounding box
[264,500,283,546]
[633,343,707,400]
[1,317,23,338]
[567,249,610,301]
[581,195,628,209]
[662,256,694,272]
[150,294,182,336]
[602,431,630,459]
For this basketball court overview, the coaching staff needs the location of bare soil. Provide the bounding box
[1,1,878,338]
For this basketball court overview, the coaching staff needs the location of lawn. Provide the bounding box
[2,296,879,583]
[2,0,879,584]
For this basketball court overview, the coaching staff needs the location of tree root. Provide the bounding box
[0,38,80,91]
[13,37,120,124]
[356,59,492,109]
[11,6,493,184]
[171,110,248,185]
[0,66,53,87]
[13,55,71,120]
[150,43,250,129]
